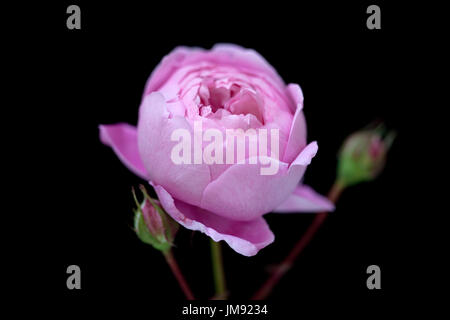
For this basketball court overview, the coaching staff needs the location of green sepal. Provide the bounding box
[138,185,179,244]
[133,206,172,252]
[337,149,374,187]
[131,186,179,252]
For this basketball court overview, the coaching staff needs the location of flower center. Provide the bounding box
[197,77,264,124]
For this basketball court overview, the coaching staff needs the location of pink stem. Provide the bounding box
[164,250,195,300]
[252,182,345,300]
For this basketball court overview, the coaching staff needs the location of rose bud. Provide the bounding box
[132,185,179,252]
[100,44,334,256]
[337,123,396,187]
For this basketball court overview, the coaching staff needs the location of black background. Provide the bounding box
[12,0,429,317]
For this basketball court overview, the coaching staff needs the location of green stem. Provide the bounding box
[210,239,227,299]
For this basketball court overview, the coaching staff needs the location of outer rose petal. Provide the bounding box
[273,185,335,213]
[287,83,304,111]
[144,44,285,95]
[143,47,196,95]
[289,141,318,168]
[137,92,211,206]
[153,183,274,257]
[99,123,149,180]
[200,142,319,222]
[210,44,285,87]
[283,84,307,164]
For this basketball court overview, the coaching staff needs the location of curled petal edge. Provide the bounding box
[152,183,275,257]
[274,184,335,213]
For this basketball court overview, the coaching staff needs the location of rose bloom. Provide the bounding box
[100,44,333,256]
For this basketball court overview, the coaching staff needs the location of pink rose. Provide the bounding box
[100,44,333,256]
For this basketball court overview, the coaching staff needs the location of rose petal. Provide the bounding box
[153,183,274,256]
[289,141,318,169]
[287,83,304,112]
[138,92,211,206]
[211,44,285,87]
[143,44,286,96]
[200,149,313,221]
[273,185,335,213]
[99,123,149,180]
[283,86,307,164]
[143,47,199,95]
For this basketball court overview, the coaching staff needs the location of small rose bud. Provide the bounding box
[141,197,165,242]
[337,123,395,187]
[132,185,179,252]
